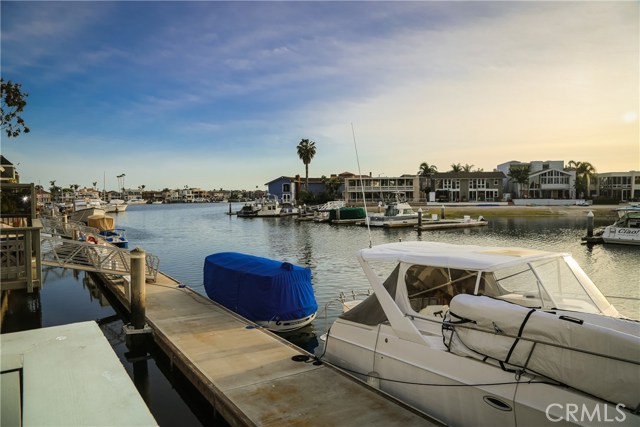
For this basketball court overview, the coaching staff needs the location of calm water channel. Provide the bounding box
[2,203,638,426]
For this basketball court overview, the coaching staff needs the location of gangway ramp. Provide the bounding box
[39,215,160,280]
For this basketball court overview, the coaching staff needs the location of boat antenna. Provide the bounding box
[351,123,372,248]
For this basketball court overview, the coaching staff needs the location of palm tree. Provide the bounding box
[297,138,316,190]
[418,162,438,195]
[567,160,596,199]
[507,165,531,198]
[450,163,463,173]
[462,163,474,172]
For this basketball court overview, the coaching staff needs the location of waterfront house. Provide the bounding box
[497,160,575,200]
[596,171,640,202]
[343,174,421,205]
[431,171,507,202]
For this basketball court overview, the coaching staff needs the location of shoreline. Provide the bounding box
[363,204,623,219]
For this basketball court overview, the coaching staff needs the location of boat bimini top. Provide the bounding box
[355,241,619,321]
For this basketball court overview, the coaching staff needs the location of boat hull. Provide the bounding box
[601,227,640,245]
[325,317,640,426]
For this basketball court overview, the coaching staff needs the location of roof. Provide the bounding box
[359,241,566,271]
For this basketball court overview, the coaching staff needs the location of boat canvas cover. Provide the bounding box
[444,294,640,409]
[203,252,318,322]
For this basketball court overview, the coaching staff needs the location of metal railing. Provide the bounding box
[38,215,160,281]
[0,219,43,292]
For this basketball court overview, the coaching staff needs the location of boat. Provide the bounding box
[103,199,128,213]
[236,201,261,217]
[203,252,318,332]
[328,207,367,224]
[366,193,419,228]
[255,195,282,217]
[68,207,106,224]
[127,199,148,205]
[600,207,640,246]
[96,228,128,248]
[322,241,640,426]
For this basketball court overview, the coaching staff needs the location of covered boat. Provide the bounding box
[203,252,318,332]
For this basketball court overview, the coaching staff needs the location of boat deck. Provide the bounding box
[100,271,442,427]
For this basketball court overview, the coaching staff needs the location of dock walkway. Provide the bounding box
[100,270,441,427]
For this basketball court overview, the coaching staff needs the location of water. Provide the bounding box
[2,203,637,426]
[115,203,639,332]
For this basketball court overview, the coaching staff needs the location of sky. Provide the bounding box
[1,1,638,192]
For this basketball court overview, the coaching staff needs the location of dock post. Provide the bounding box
[130,247,146,330]
[335,207,341,221]
[417,208,422,227]
[229,203,232,215]
[587,211,594,238]
[441,205,445,220]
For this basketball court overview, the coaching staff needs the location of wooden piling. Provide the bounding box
[587,211,594,237]
[130,247,147,330]
[417,208,423,227]
[441,205,445,220]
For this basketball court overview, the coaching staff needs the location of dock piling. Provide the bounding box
[587,211,594,238]
[441,205,445,220]
[130,247,147,330]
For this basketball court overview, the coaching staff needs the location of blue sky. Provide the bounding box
[2,1,638,191]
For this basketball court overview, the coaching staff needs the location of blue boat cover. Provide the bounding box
[203,252,318,322]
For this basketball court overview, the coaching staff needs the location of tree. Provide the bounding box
[507,165,531,198]
[321,175,341,201]
[296,138,316,190]
[418,162,438,195]
[567,160,596,198]
[49,180,61,202]
[1,78,30,138]
[462,163,474,172]
[450,163,463,173]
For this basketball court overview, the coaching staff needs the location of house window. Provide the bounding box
[283,183,290,192]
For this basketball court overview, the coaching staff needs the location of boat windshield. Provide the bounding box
[492,257,603,313]
[404,256,604,315]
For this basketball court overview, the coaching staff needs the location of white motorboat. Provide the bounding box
[322,241,640,426]
[103,199,128,213]
[255,195,282,217]
[127,199,148,205]
[600,207,640,246]
[367,194,419,228]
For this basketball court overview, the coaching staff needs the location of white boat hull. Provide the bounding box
[601,226,640,245]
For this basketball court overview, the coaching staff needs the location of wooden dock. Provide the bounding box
[98,269,442,427]
[415,219,488,231]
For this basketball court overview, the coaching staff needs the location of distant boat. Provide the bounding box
[255,195,282,217]
[127,199,147,205]
[203,252,318,332]
[366,193,419,228]
[103,199,128,213]
[236,201,260,217]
